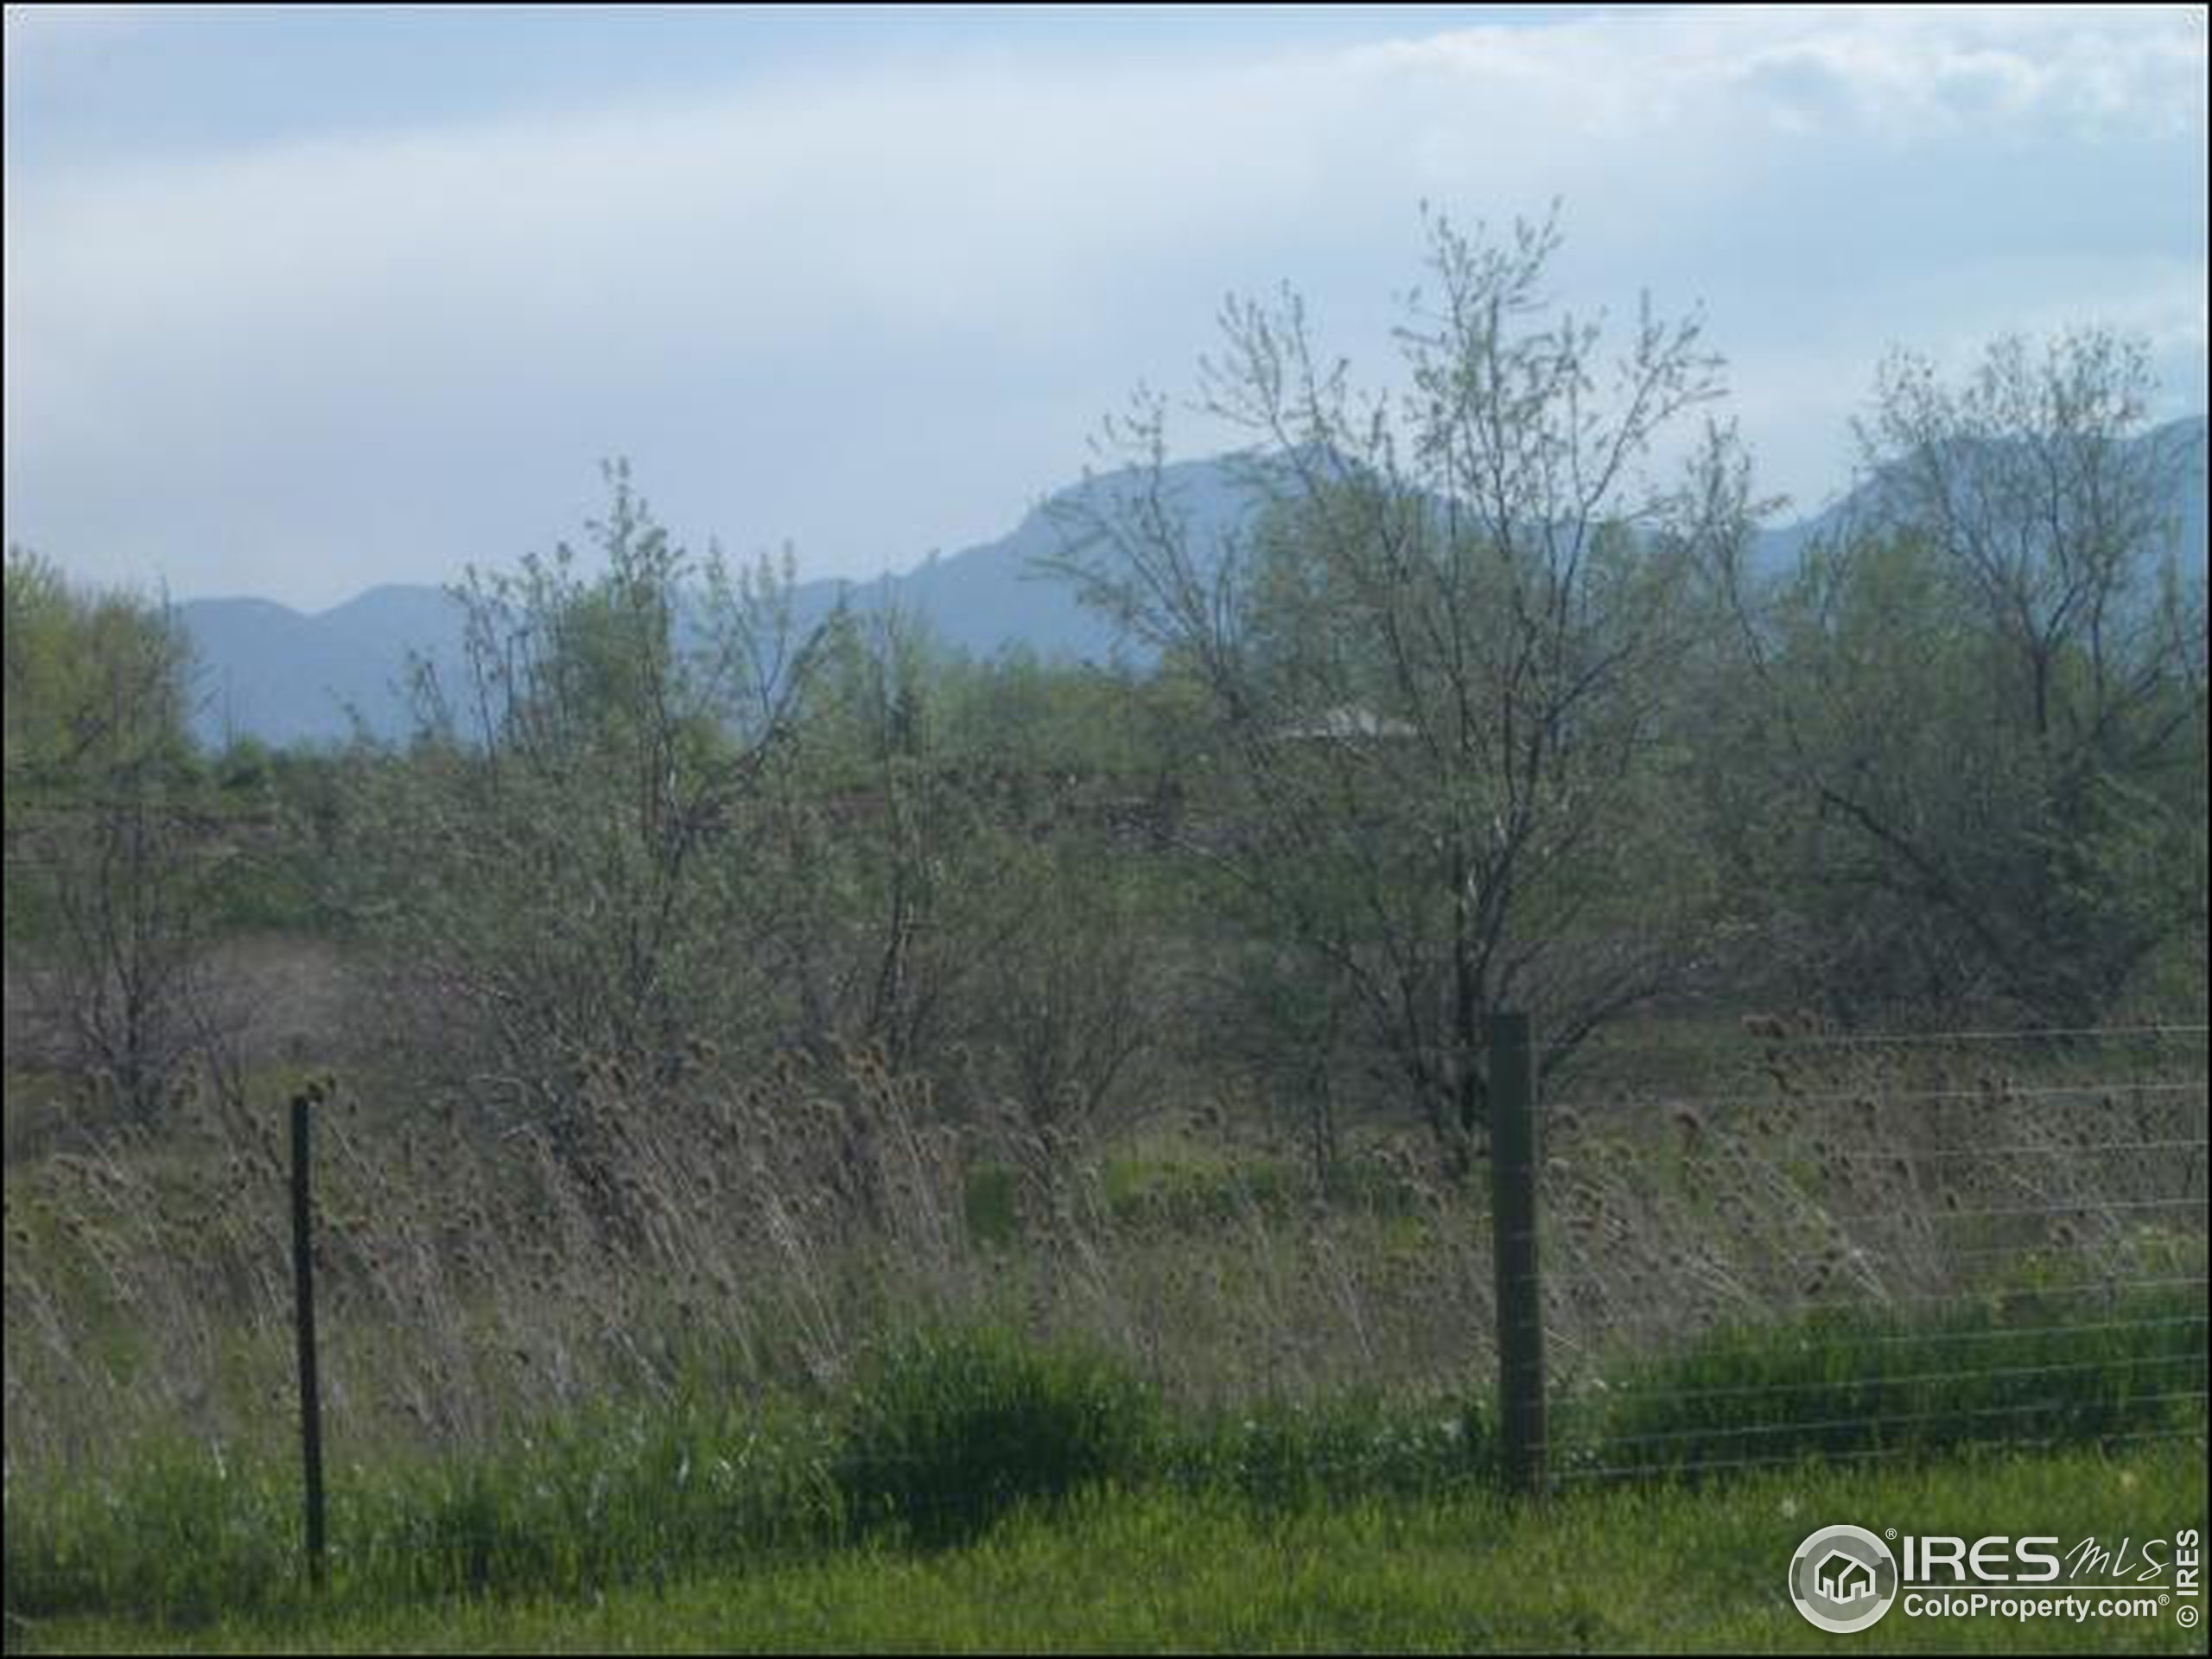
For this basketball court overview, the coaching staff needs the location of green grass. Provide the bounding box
[1172,1389,1497,1508]
[18,1445,2206,1653]
[3,1395,846,1627]
[10,1306,2204,1638]
[1568,1281,2209,1479]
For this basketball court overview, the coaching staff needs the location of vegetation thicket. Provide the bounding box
[3,213,2203,1650]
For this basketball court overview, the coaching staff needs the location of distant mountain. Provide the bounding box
[177,423,2207,748]
[175,454,1264,747]
[813,452,1262,661]
[187,592,454,749]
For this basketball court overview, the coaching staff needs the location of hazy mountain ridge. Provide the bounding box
[178,422,2208,747]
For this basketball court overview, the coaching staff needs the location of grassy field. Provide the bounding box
[16,1445,2206,1653]
[6,980,2203,1653]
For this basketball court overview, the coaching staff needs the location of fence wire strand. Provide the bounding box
[1516,1026,2208,1489]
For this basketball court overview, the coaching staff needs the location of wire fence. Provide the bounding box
[6,1012,2206,1580]
[1520,1024,2208,1488]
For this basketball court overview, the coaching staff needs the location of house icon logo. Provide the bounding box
[1817,1550,1876,1602]
[1791,1524,1898,1632]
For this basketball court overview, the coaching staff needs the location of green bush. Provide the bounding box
[833,1325,1160,1545]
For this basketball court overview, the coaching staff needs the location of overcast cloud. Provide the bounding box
[4,4,2204,608]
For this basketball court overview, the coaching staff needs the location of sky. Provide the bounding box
[4,3,2206,611]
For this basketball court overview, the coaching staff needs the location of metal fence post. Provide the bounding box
[1488,1011,1548,1496]
[290,1083,327,1586]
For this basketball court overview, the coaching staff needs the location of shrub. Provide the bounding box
[833,1325,1159,1545]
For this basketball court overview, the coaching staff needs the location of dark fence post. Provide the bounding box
[1488,1012,1547,1496]
[289,1082,327,1587]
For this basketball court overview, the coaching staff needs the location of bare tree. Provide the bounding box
[1049,210,1753,1169]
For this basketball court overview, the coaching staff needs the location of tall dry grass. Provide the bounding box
[4,1017,2204,1487]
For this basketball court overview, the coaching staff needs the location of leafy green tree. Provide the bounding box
[350,465,822,1135]
[3,547,194,804]
[1723,330,2206,1020]
[3,547,213,1117]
